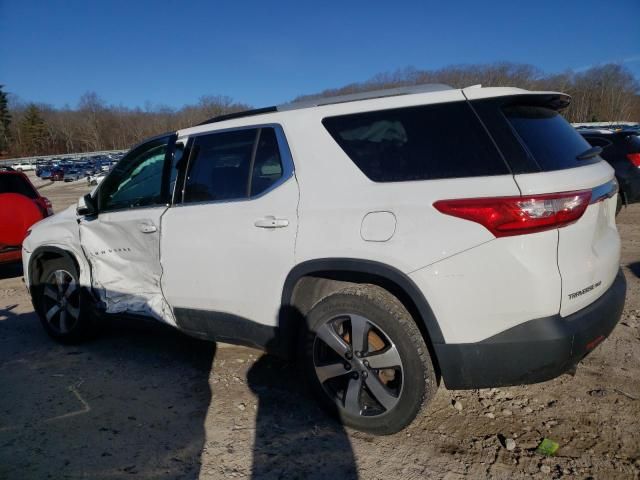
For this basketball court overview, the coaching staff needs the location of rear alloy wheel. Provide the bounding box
[35,258,93,343]
[314,314,404,417]
[302,285,437,434]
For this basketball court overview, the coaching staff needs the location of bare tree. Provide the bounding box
[2,62,637,158]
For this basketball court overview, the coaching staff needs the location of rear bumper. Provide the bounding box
[436,268,627,389]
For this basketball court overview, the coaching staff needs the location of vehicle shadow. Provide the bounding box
[246,309,358,480]
[0,301,359,479]
[247,354,358,480]
[0,262,23,280]
[628,262,640,279]
[0,306,215,479]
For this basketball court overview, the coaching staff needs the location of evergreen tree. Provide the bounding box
[0,85,11,153]
[20,104,48,155]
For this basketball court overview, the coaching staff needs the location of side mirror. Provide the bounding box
[77,193,98,216]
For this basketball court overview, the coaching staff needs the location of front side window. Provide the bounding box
[98,137,171,212]
[183,127,285,203]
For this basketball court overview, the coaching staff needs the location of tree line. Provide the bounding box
[0,91,250,158]
[1,62,638,158]
[296,63,640,124]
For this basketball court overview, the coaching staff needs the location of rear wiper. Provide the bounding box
[576,146,602,160]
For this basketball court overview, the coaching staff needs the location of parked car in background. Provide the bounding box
[38,166,54,180]
[23,84,625,434]
[87,171,106,186]
[577,128,640,214]
[36,164,48,177]
[78,164,95,176]
[0,167,53,264]
[51,167,65,181]
[11,162,36,172]
[64,168,84,182]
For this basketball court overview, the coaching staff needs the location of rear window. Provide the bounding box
[503,106,598,171]
[322,102,509,182]
[182,127,286,204]
[0,174,38,199]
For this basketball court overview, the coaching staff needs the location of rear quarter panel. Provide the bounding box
[284,99,521,275]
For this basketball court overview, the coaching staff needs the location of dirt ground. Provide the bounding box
[0,177,639,479]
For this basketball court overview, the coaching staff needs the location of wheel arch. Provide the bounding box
[28,246,85,289]
[280,258,445,366]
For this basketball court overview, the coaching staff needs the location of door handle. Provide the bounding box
[254,216,289,229]
[138,223,157,233]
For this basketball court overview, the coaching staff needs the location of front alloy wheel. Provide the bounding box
[42,269,81,334]
[35,257,94,343]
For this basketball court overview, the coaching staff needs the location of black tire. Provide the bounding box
[301,284,437,435]
[33,257,94,343]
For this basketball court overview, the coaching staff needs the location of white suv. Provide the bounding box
[11,161,36,172]
[22,84,626,434]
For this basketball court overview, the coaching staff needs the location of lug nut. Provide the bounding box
[363,360,369,367]
[362,371,368,378]
[352,372,359,380]
[355,351,361,358]
[344,363,352,370]
[345,352,353,360]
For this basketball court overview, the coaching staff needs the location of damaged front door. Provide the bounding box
[79,134,178,324]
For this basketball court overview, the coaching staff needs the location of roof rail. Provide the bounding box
[199,83,454,125]
[278,83,454,111]
[199,106,278,126]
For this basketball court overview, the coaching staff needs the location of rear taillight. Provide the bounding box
[433,190,592,237]
[627,153,640,168]
[34,197,54,217]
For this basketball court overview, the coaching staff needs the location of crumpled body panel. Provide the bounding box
[79,210,175,326]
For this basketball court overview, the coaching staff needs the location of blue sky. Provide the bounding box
[1,0,639,109]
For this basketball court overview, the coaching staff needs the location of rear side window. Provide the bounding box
[183,127,286,203]
[322,102,508,182]
[503,106,597,171]
[251,128,283,196]
[0,174,38,199]
[184,129,257,203]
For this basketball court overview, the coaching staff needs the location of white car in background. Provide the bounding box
[87,172,106,186]
[11,162,36,172]
[22,84,626,434]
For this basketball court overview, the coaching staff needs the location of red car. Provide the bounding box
[0,167,53,264]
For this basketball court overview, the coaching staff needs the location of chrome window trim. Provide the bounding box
[173,123,295,208]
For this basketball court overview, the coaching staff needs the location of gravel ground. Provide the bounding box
[0,181,638,479]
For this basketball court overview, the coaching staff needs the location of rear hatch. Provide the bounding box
[468,90,621,317]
